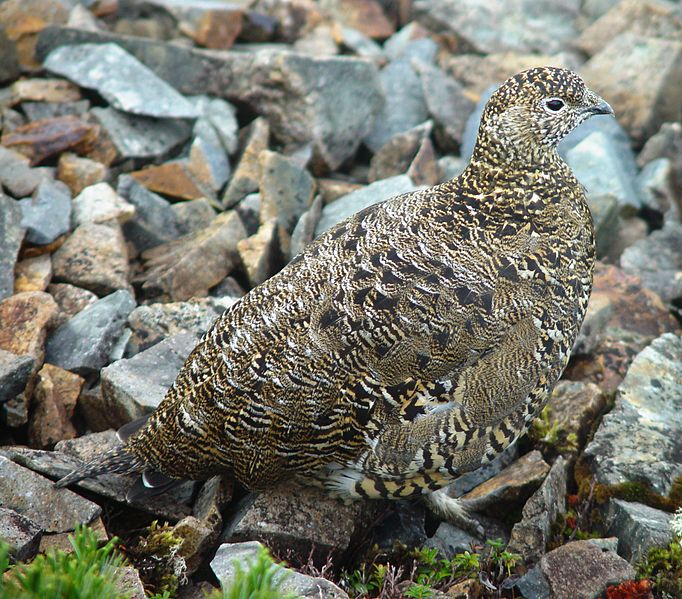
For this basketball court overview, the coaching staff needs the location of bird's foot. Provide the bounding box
[423,488,485,538]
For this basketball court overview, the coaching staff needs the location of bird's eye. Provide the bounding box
[544,98,565,113]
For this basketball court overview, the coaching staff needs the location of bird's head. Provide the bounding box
[472,67,614,167]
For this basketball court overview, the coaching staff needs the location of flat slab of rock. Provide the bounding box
[0,455,101,533]
[44,43,198,119]
[607,499,673,563]
[0,348,34,404]
[0,506,42,561]
[0,192,24,300]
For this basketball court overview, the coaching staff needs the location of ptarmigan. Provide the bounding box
[56,67,613,527]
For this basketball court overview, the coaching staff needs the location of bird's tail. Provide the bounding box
[54,445,145,488]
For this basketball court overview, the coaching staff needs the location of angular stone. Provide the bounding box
[18,179,71,246]
[2,115,99,166]
[637,158,680,223]
[316,178,363,205]
[289,195,322,260]
[573,288,614,356]
[44,43,198,119]
[48,282,98,327]
[57,152,107,196]
[334,26,384,60]
[190,95,239,156]
[0,26,20,84]
[0,507,42,562]
[117,566,147,599]
[321,0,394,39]
[101,332,197,425]
[606,499,673,563]
[0,192,24,300]
[211,541,349,599]
[127,297,235,355]
[130,162,211,201]
[293,25,338,56]
[14,254,52,293]
[412,0,582,54]
[259,150,315,232]
[0,349,34,405]
[539,540,635,599]
[237,220,281,288]
[425,521,483,559]
[91,107,192,164]
[222,117,269,208]
[0,455,101,533]
[235,192,261,235]
[508,456,568,563]
[587,194,622,259]
[10,78,81,105]
[514,565,551,599]
[582,33,682,146]
[188,119,231,195]
[315,175,418,235]
[22,99,91,122]
[368,121,432,183]
[52,222,130,296]
[620,222,682,304]
[117,175,180,253]
[405,135,440,187]
[171,197,217,236]
[0,146,47,198]
[581,333,682,497]
[137,210,246,302]
[71,182,136,227]
[45,289,136,376]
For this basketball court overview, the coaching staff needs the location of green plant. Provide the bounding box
[635,513,682,599]
[0,524,128,599]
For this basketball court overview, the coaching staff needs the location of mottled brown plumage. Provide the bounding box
[56,68,613,519]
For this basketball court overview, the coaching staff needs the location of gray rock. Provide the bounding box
[0,193,24,300]
[0,456,101,533]
[45,289,136,376]
[289,195,322,260]
[170,198,216,236]
[222,117,269,208]
[211,541,349,599]
[22,99,91,122]
[118,175,181,252]
[18,180,72,245]
[539,540,635,599]
[237,219,282,287]
[607,499,672,563]
[448,444,519,497]
[508,456,568,563]
[315,175,418,236]
[566,131,641,213]
[586,194,621,259]
[574,292,614,355]
[235,193,261,235]
[48,283,99,328]
[585,537,620,554]
[0,507,42,561]
[637,158,680,223]
[425,521,483,559]
[412,0,582,54]
[189,96,239,155]
[0,147,47,198]
[44,43,198,119]
[337,26,384,60]
[0,26,20,84]
[515,565,551,599]
[101,332,198,424]
[0,349,34,405]
[581,333,682,496]
[71,182,136,227]
[372,502,428,552]
[368,120,432,183]
[92,107,192,164]
[620,222,682,304]
[188,118,231,194]
[438,156,467,182]
[460,85,495,160]
[126,297,234,355]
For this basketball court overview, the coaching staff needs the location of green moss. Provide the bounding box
[529,405,579,455]
[636,540,682,598]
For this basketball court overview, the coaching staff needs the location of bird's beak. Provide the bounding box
[586,99,614,116]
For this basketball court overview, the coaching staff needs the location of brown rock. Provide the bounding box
[368,121,432,183]
[130,162,210,201]
[10,78,81,105]
[317,178,364,204]
[51,222,131,296]
[57,152,108,196]
[187,7,243,50]
[14,254,52,293]
[581,33,682,146]
[138,210,247,301]
[173,515,216,575]
[406,136,440,186]
[540,540,635,599]
[47,282,98,327]
[1,115,99,165]
[237,219,282,288]
[222,117,269,207]
[28,363,83,448]
[324,0,394,39]
[252,0,321,42]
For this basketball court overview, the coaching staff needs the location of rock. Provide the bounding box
[580,333,682,497]
[14,254,53,294]
[289,195,322,259]
[293,24,338,56]
[10,78,81,105]
[0,349,34,405]
[130,162,211,202]
[573,290,614,356]
[576,0,682,57]
[316,178,364,205]
[225,481,367,562]
[171,198,217,236]
[334,26,384,60]
[190,95,239,156]
[321,0,394,39]
[620,222,682,304]
[117,567,147,599]
[52,222,130,296]
[368,120,432,183]
[237,220,282,288]
[258,150,315,232]
[446,445,519,499]
[137,210,246,302]
[211,541,349,599]
[371,501,428,552]
[57,152,107,196]
[91,107,192,164]
[22,100,91,122]
[101,332,198,425]
[637,158,680,223]
[47,283,98,328]
[222,117,270,208]
[539,540,635,599]
[0,146,47,197]
[581,33,682,146]
[606,499,673,563]
[587,194,622,259]
[604,216,649,265]
[188,119,231,195]
[117,175,181,253]
[507,456,568,563]
[172,515,216,575]
[315,175,419,235]
[412,0,582,54]
[44,43,198,119]
[71,182,136,227]
[514,565,551,599]
[0,507,42,562]
[638,121,682,172]
[439,156,467,182]
[0,26,20,84]
[18,179,71,246]
[0,192,24,299]
[459,450,550,513]
[0,456,101,533]
[126,297,234,355]
[382,22,430,60]
[425,521,483,559]
[45,289,136,376]
[2,115,99,166]
[28,363,83,449]
[235,193,261,235]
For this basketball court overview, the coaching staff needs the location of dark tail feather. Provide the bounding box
[54,446,145,488]
[125,470,186,502]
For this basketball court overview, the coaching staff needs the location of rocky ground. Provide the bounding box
[0,0,681,597]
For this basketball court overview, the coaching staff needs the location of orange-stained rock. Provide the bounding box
[329,0,394,39]
[10,78,81,105]
[57,152,108,196]
[14,254,52,293]
[191,8,243,50]
[130,162,209,201]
